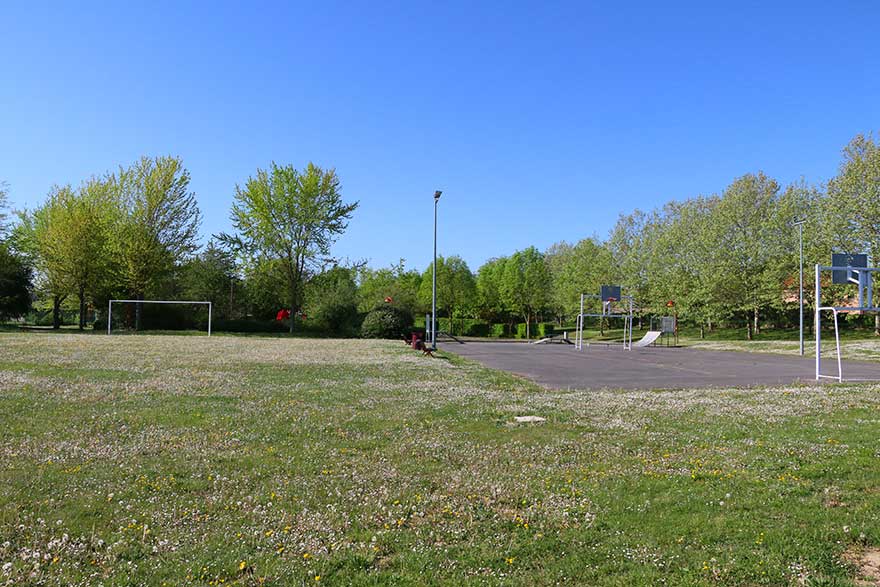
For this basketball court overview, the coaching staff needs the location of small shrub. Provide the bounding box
[536,323,555,338]
[465,322,491,337]
[490,323,507,337]
[361,306,413,339]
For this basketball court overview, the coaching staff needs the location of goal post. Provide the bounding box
[107,300,213,336]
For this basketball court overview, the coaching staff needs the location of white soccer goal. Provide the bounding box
[107,300,213,336]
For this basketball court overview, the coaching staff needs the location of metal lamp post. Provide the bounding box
[431,190,442,350]
[794,219,806,355]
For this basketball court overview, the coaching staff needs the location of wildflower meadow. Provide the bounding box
[1,333,879,585]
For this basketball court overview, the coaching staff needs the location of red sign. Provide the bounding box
[666,300,675,308]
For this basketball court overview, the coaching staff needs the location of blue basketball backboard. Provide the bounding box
[600,285,621,302]
[832,253,867,284]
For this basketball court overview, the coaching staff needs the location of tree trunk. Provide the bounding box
[874,314,879,336]
[746,318,753,341]
[135,292,143,331]
[700,324,705,339]
[753,307,760,336]
[78,285,86,330]
[526,312,530,339]
[52,295,63,330]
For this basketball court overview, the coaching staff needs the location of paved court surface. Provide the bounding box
[439,341,880,390]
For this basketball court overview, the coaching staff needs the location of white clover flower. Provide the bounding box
[2,562,12,574]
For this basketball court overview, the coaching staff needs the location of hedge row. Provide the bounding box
[431,318,559,338]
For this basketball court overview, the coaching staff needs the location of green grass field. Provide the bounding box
[1,333,879,586]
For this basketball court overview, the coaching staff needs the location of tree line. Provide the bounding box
[0,132,878,338]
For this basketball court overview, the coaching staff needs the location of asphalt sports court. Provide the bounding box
[438,341,880,390]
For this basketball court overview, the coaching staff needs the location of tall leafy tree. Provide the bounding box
[357,260,422,315]
[475,256,509,323]
[0,182,11,240]
[824,134,880,333]
[550,238,613,322]
[305,266,360,335]
[418,255,477,334]
[706,172,786,339]
[224,162,358,333]
[31,179,116,329]
[0,185,32,319]
[114,156,202,329]
[501,246,550,338]
[0,243,31,319]
[179,240,240,319]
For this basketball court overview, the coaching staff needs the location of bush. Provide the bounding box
[514,322,554,339]
[361,306,413,339]
[490,323,507,337]
[536,323,555,338]
[465,322,491,337]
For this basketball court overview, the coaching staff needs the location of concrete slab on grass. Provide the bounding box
[439,342,880,390]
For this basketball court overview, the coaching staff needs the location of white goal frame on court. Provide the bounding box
[107,300,212,336]
[814,260,880,382]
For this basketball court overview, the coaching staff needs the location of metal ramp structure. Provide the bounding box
[530,332,574,345]
[633,330,662,348]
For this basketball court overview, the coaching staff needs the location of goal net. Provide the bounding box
[107,300,213,336]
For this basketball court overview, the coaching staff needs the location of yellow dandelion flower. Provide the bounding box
[239,561,247,571]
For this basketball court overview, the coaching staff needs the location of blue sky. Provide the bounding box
[1,1,878,272]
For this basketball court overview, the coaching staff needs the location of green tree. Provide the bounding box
[357,260,422,316]
[0,186,32,320]
[0,243,31,319]
[30,180,116,329]
[305,266,360,335]
[501,247,551,339]
[418,255,477,335]
[114,156,202,329]
[179,240,240,319]
[224,162,358,333]
[706,172,787,339]
[0,181,11,240]
[22,187,74,329]
[241,258,288,320]
[549,238,612,325]
[824,133,880,333]
[475,256,509,322]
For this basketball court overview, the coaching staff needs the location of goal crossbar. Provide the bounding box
[107,300,212,336]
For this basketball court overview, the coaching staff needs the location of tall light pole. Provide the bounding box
[431,190,442,350]
[794,219,806,356]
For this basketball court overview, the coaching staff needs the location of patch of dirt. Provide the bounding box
[844,547,880,586]
[823,486,847,508]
